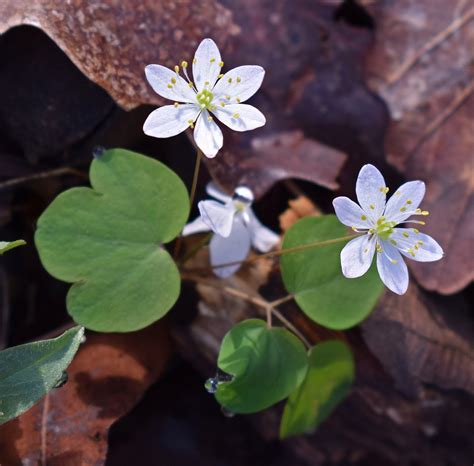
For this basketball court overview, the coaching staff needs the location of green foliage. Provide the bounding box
[281,216,384,329]
[0,240,26,255]
[35,148,189,332]
[280,340,354,438]
[215,319,308,414]
[0,326,83,425]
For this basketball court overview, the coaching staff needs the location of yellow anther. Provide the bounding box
[188,81,194,88]
[369,204,375,210]
[419,221,426,225]
[408,248,416,257]
[361,215,367,221]
[220,102,225,107]
[188,119,194,128]
[193,58,197,64]
[376,243,383,253]
[236,97,241,103]
[204,81,210,86]
[208,115,213,122]
[167,84,173,89]
[390,259,398,264]
[390,239,397,246]
[379,187,389,194]
[218,74,224,78]
[364,248,368,253]
[406,199,412,204]
[228,77,232,83]
[218,61,224,67]
[174,65,180,73]
[400,207,407,212]
[237,76,241,83]
[421,210,429,216]
[352,226,358,232]
[225,95,231,100]
[369,228,375,234]
[171,77,177,84]
[415,244,419,250]
[233,113,240,119]
[210,58,216,63]
[181,60,188,68]
[403,232,409,238]
[413,228,419,234]
[174,102,179,108]
[418,240,424,246]
[395,190,401,196]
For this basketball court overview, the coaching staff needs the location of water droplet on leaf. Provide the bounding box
[92,146,106,159]
[205,378,218,394]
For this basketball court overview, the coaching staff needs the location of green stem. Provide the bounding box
[182,234,358,273]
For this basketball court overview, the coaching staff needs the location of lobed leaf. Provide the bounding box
[215,319,308,414]
[35,148,189,332]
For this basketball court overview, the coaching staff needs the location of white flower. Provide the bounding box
[143,38,266,158]
[183,183,279,277]
[333,164,443,295]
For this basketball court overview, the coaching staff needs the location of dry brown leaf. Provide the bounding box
[279,194,320,232]
[0,323,171,466]
[362,284,474,397]
[365,0,474,294]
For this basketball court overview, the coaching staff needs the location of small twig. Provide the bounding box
[386,6,474,85]
[269,294,294,308]
[182,234,357,274]
[271,308,311,350]
[40,392,50,466]
[0,167,86,191]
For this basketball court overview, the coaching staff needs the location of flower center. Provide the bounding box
[375,216,396,240]
[196,89,214,110]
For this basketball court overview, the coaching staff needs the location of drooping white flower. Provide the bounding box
[183,183,279,277]
[333,164,443,295]
[143,38,266,158]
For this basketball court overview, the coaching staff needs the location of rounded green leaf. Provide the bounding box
[215,319,308,414]
[0,326,84,425]
[280,340,354,438]
[35,148,189,332]
[281,215,384,329]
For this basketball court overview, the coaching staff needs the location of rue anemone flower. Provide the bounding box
[183,183,279,278]
[143,38,266,158]
[333,164,443,295]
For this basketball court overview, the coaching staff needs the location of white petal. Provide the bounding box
[340,234,376,278]
[193,111,223,158]
[384,180,425,223]
[198,200,235,237]
[206,182,232,203]
[212,66,265,103]
[376,240,408,295]
[182,216,211,236]
[145,64,196,103]
[333,196,372,229]
[212,104,266,132]
[247,210,280,252]
[210,217,251,278]
[356,164,387,222]
[143,104,200,138]
[390,228,444,262]
[193,38,222,92]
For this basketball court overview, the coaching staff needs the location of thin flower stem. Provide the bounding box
[183,234,358,273]
[0,167,86,191]
[181,273,310,348]
[174,148,203,259]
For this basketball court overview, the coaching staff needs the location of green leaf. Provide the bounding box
[280,340,354,438]
[281,216,384,329]
[0,326,83,425]
[35,148,189,332]
[0,240,26,255]
[215,319,308,414]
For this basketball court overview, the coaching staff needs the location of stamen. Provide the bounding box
[400,207,407,212]
[171,77,177,84]
[395,191,401,196]
[402,232,409,238]
[225,95,231,100]
[188,82,194,88]
[208,115,213,122]
[181,61,188,68]
[406,199,412,204]
[218,61,224,67]
[233,113,240,119]
[204,81,210,86]
[412,228,419,234]
[174,65,180,73]
[390,239,397,245]
[236,97,241,103]
[167,84,173,89]
[188,119,194,128]
[210,58,216,63]
[228,77,232,83]
[407,248,416,257]
[361,215,367,221]
[237,76,241,83]
[218,74,224,78]
[370,204,375,210]
[220,102,225,107]
[376,243,382,253]
[379,186,389,194]
[173,102,179,108]
[193,58,197,64]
